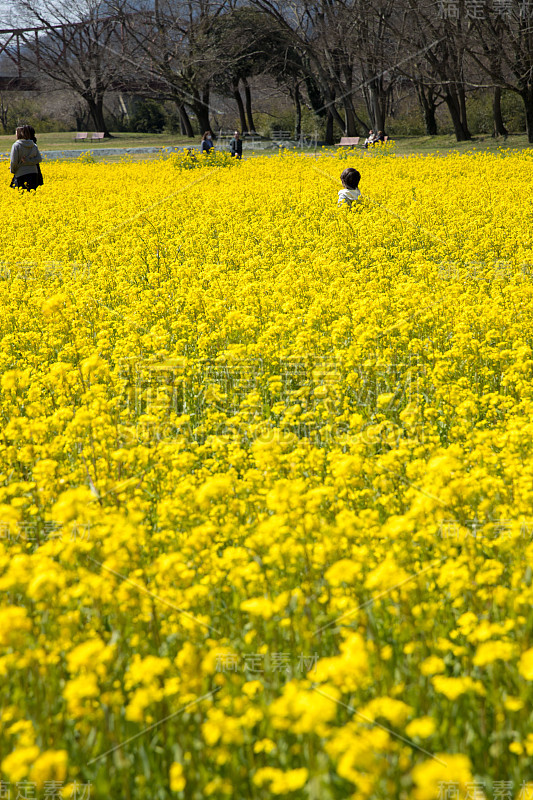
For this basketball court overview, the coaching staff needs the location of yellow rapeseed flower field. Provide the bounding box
[1,147,533,799]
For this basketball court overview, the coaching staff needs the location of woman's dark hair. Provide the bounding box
[201,131,211,141]
[340,167,361,190]
[16,125,33,141]
[28,125,37,143]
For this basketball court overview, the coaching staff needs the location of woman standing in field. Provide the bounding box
[10,125,42,191]
[200,131,214,154]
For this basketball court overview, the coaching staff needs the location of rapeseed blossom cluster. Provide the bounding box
[0,148,533,798]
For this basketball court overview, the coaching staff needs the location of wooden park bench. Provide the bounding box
[74,132,88,141]
[272,130,291,141]
[336,136,360,147]
[90,132,105,141]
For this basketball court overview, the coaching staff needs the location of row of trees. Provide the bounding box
[5,0,533,142]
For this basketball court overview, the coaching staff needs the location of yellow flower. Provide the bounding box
[519,648,533,680]
[253,738,276,754]
[0,607,31,647]
[67,638,114,675]
[412,754,473,800]
[504,696,524,711]
[169,762,186,792]
[269,681,339,734]
[420,656,446,676]
[325,558,363,585]
[30,750,68,788]
[473,640,517,666]
[63,674,100,718]
[253,767,308,794]
[1,746,41,782]
[361,697,413,726]
[365,555,409,592]
[431,676,485,700]
[240,596,275,619]
[406,717,436,739]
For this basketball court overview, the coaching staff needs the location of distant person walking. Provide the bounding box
[10,125,42,191]
[230,131,242,160]
[200,131,214,154]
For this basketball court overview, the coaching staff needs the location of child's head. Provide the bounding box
[341,168,361,190]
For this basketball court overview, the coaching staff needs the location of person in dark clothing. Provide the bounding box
[200,131,214,154]
[230,131,243,159]
[10,125,42,190]
[28,126,44,186]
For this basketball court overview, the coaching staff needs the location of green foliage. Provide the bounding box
[467,93,496,135]
[164,110,184,136]
[1,96,68,134]
[501,91,526,133]
[387,109,427,137]
[130,100,167,134]
[254,106,322,139]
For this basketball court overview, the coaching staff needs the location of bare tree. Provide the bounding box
[11,0,137,136]
[250,1,410,141]
[467,0,533,142]
[113,0,234,136]
[211,6,303,133]
[383,0,473,141]
[249,1,357,140]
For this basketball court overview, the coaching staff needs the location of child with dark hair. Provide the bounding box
[338,167,361,208]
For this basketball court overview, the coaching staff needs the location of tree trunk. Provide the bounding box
[202,87,212,133]
[294,81,302,138]
[368,79,386,132]
[416,85,438,135]
[243,79,256,133]
[458,84,470,137]
[520,86,533,144]
[233,83,247,133]
[178,103,194,137]
[444,90,471,141]
[190,87,212,136]
[342,97,360,136]
[492,87,508,137]
[0,95,9,132]
[325,108,334,145]
[85,94,111,137]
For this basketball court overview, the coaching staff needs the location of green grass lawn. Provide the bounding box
[0,130,530,159]
[386,132,532,155]
[0,131,198,152]
[319,132,532,157]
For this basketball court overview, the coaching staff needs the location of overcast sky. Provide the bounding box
[1,6,21,29]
